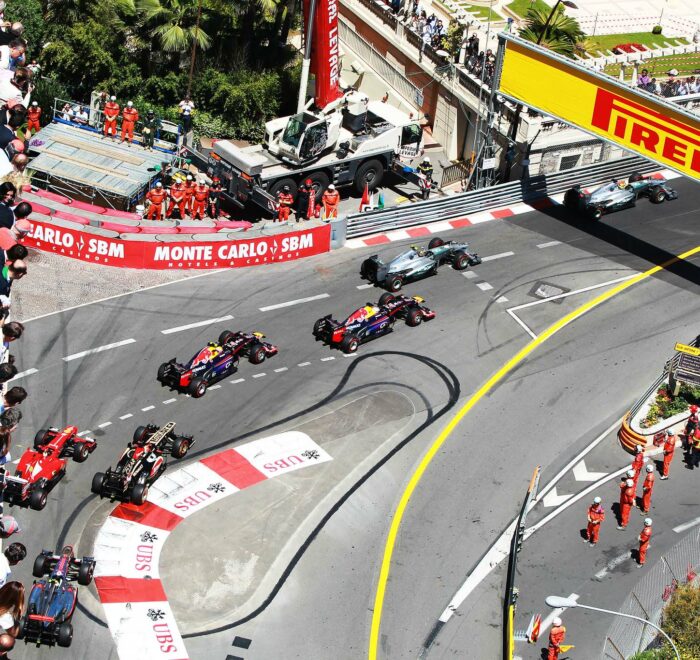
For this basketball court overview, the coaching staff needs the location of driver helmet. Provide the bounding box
[207,341,219,348]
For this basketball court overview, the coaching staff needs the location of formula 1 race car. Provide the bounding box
[312,293,435,353]
[157,329,278,398]
[564,172,678,220]
[360,237,482,291]
[91,422,194,505]
[19,545,95,648]
[2,426,97,511]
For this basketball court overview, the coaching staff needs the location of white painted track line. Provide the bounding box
[476,282,493,291]
[320,356,335,361]
[496,296,509,303]
[259,293,329,312]
[77,430,92,437]
[208,384,221,390]
[97,422,112,429]
[141,405,155,412]
[673,516,700,534]
[119,413,133,420]
[163,398,176,405]
[480,251,514,262]
[462,271,478,279]
[273,367,288,373]
[9,368,38,381]
[63,338,136,362]
[298,362,311,367]
[230,378,245,384]
[506,308,537,340]
[357,283,374,290]
[595,553,631,580]
[537,240,561,249]
[160,314,234,335]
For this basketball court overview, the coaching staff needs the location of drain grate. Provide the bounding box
[529,281,570,303]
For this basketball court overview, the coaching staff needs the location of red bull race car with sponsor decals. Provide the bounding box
[19,545,95,648]
[312,293,435,353]
[2,426,97,511]
[157,329,278,398]
[91,422,194,505]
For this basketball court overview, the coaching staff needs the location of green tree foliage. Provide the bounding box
[519,6,586,57]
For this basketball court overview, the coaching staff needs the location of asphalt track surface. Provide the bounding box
[8,175,700,660]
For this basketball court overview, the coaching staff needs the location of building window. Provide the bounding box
[559,154,580,170]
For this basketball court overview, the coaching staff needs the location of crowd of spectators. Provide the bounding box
[636,68,700,98]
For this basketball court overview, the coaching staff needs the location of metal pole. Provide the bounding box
[574,604,680,660]
[297,0,317,113]
[537,0,563,45]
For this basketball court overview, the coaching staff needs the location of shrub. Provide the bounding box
[642,383,700,427]
[652,25,663,34]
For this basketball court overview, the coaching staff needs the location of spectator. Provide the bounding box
[0,259,26,297]
[637,68,651,87]
[3,387,25,409]
[0,233,25,269]
[26,59,39,76]
[1,321,22,361]
[0,139,25,179]
[0,24,23,48]
[0,67,33,107]
[71,104,88,125]
[0,428,10,464]
[0,361,16,384]
[9,217,29,242]
[0,517,19,540]
[676,78,689,96]
[689,76,700,94]
[0,408,20,432]
[0,580,25,657]
[0,181,14,229]
[0,544,25,587]
[0,39,25,72]
[178,95,195,137]
[60,102,71,120]
[142,108,161,151]
[468,33,479,57]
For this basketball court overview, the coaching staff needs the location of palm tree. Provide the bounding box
[136,0,211,53]
[519,6,585,58]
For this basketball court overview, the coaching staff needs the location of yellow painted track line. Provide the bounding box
[368,245,700,659]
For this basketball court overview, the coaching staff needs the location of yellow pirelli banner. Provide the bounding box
[498,36,700,181]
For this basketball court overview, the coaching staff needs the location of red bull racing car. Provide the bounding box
[19,545,95,648]
[91,422,194,505]
[157,329,278,398]
[3,426,97,511]
[312,293,435,353]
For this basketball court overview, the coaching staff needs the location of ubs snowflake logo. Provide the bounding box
[301,449,320,460]
[140,531,158,543]
[146,608,165,621]
[207,482,225,493]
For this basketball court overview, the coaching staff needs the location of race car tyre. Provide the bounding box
[78,560,95,586]
[452,251,471,270]
[629,171,643,182]
[188,379,207,398]
[73,442,89,463]
[29,488,48,511]
[387,275,403,292]
[57,622,73,648]
[157,363,169,382]
[340,334,360,354]
[172,438,190,459]
[91,472,105,496]
[131,483,149,506]
[133,425,148,444]
[650,188,665,203]
[588,206,603,220]
[33,429,49,449]
[218,330,235,345]
[360,259,376,282]
[378,292,395,306]
[428,237,444,249]
[354,159,384,195]
[406,308,423,326]
[249,344,266,364]
[32,555,48,578]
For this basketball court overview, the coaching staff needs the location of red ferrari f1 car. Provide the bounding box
[3,426,97,511]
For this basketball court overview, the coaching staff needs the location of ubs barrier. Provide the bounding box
[346,155,654,238]
[24,217,332,270]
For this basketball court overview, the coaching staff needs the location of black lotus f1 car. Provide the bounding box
[360,236,481,292]
[91,422,194,505]
[19,545,95,648]
[157,329,278,398]
[312,293,435,353]
[564,172,677,220]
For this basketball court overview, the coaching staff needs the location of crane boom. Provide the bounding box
[302,0,342,109]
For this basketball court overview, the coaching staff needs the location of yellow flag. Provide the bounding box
[560,644,575,652]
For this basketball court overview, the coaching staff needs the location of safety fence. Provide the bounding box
[440,160,472,188]
[346,155,652,238]
[602,526,700,659]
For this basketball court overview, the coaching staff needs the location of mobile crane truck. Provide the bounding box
[204,0,430,215]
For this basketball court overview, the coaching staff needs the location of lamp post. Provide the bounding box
[536,0,578,45]
[545,595,681,660]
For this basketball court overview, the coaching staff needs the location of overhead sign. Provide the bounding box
[675,343,700,357]
[497,36,700,181]
[23,217,331,270]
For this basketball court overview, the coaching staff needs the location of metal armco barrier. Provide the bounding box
[346,156,654,238]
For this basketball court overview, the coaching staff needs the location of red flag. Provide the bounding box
[359,182,370,211]
[527,613,542,643]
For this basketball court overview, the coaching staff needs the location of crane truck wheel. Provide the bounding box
[354,159,385,195]
[269,178,298,201]
[306,171,331,201]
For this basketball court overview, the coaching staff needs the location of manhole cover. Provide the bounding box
[529,281,570,303]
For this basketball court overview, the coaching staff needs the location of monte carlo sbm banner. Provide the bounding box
[498,36,700,182]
